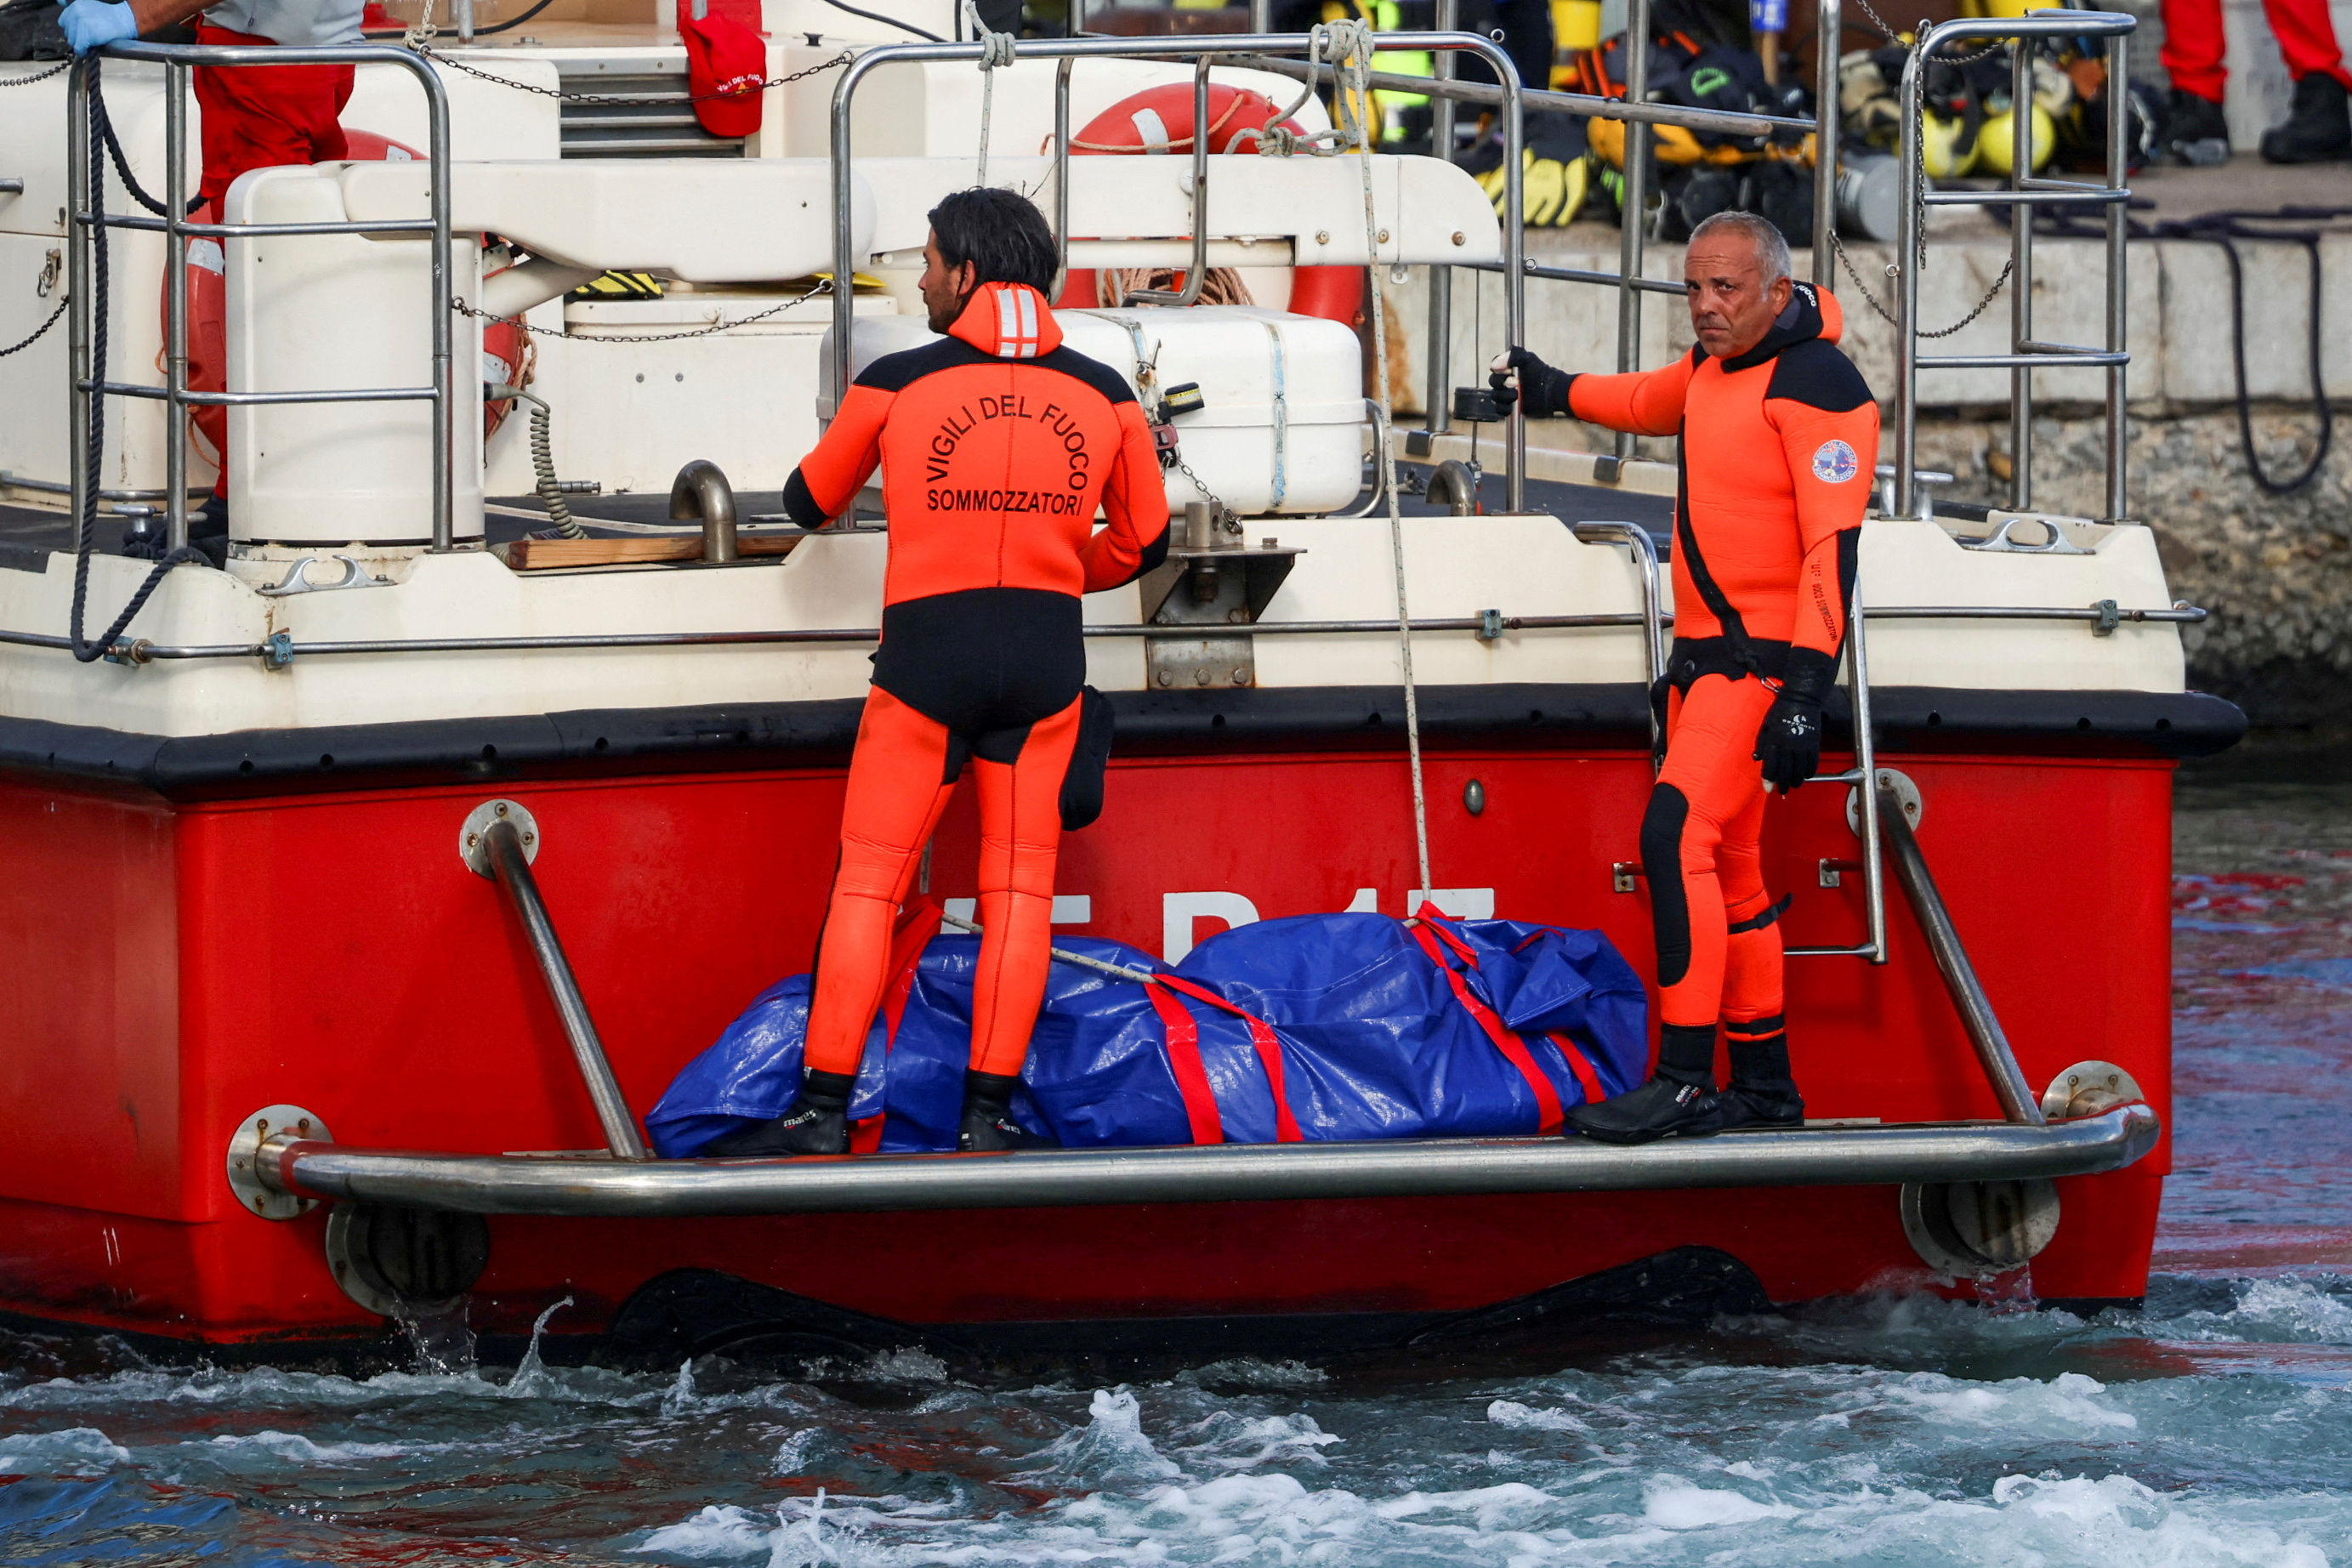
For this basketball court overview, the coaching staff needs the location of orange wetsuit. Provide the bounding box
[782,281,1169,1082]
[1550,282,1877,1077]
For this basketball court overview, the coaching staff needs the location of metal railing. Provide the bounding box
[827,29,1530,508]
[1894,12,2136,522]
[0,596,2201,667]
[70,41,456,554]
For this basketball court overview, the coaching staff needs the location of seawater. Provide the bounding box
[3,764,2348,1567]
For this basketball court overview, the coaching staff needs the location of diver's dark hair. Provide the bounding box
[927,187,1058,294]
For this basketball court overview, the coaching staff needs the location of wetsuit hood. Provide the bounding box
[946,281,1065,360]
[1715,281,1842,372]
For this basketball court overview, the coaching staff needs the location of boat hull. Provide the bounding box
[0,733,2174,1345]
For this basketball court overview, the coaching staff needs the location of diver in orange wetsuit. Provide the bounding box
[1496,211,1878,1144]
[708,189,1168,1157]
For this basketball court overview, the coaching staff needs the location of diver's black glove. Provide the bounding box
[1754,648,1838,794]
[1488,348,1577,419]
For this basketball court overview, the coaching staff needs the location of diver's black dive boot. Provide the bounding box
[702,1067,855,1156]
[2260,72,2352,162]
[957,1069,1029,1152]
[1711,1020,1806,1131]
[1565,1023,1720,1145]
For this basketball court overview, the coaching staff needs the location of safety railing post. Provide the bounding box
[2007,37,2033,512]
[1614,0,1650,465]
[1848,575,1887,963]
[1570,520,1666,765]
[1893,40,1923,520]
[1498,48,1525,512]
[164,60,188,552]
[419,48,453,554]
[1125,57,1214,307]
[2103,31,2129,522]
[1423,0,1456,436]
[65,59,91,552]
[1050,56,1073,303]
[1811,0,1838,288]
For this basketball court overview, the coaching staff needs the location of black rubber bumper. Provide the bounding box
[0,682,2247,798]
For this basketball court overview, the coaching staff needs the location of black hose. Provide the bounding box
[71,58,207,665]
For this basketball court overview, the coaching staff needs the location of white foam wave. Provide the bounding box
[1883,1369,2139,1431]
[1170,1408,1341,1470]
[1642,1475,1804,1529]
[1014,1388,1182,1485]
[0,1426,129,1473]
[1487,1399,1588,1432]
[203,1429,429,1464]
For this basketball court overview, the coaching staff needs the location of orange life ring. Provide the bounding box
[1054,82,1364,327]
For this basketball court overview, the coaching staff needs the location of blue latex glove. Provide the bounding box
[60,0,139,54]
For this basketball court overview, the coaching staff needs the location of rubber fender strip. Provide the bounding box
[1143,981,1229,1145]
[1151,974,1304,1143]
[1724,893,1795,935]
[1410,910,1566,1135]
[1547,1031,1607,1105]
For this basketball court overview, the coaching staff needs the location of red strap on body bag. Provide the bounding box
[1410,903,1568,1134]
[679,0,766,139]
[1144,974,1304,1144]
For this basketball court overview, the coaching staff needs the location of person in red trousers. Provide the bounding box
[2160,0,2350,163]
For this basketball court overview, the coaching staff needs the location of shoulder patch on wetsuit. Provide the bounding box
[1809,439,1862,485]
[854,337,993,392]
[1763,338,1872,412]
[1031,344,1139,406]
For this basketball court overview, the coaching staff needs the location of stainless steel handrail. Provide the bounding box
[1879,786,2046,1126]
[828,30,1528,510]
[76,41,456,553]
[0,599,2204,664]
[1570,520,1666,761]
[1785,578,1888,963]
[479,818,650,1160]
[259,1103,2159,1216]
[1892,12,2135,524]
[1122,58,1214,307]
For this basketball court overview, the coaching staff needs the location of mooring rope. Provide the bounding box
[1325,17,1433,898]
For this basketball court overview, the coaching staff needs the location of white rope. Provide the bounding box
[963,0,1016,186]
[1247,21,1359,159]
[940,911,1162,985]
[1332,18,1432,900]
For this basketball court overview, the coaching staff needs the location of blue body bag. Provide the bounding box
[646,910,1649,1157]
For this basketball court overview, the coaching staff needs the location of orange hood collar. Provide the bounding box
[947,281,1064,360]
